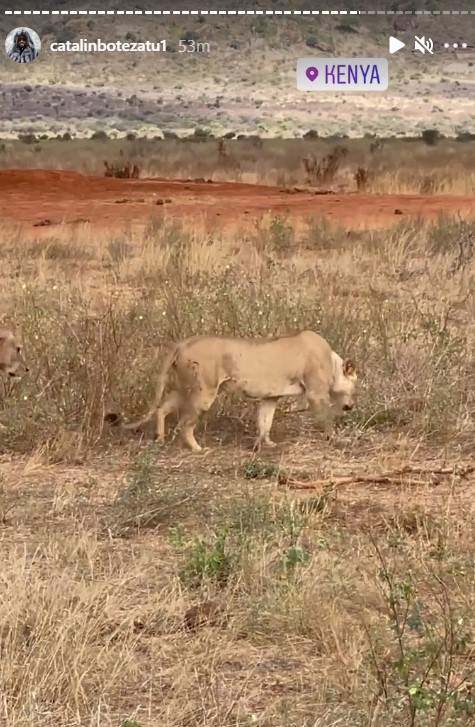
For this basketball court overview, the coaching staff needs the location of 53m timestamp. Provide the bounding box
[178,39,211,53]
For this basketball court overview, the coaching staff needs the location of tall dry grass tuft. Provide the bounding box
[0,531,145,726]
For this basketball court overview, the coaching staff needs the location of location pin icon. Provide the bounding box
[306,66,319,82]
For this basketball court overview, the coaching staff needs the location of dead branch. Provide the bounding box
[279,464,474,491]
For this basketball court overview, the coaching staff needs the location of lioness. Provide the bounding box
[0,329,28,379]
[113,330,357,452]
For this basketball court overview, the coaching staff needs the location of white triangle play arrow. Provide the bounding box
[389,36,406,54]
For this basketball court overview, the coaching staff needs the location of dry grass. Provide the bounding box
[3,137,475,194]
[0,211,474,726]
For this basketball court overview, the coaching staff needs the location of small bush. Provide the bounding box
[302,145,348,185]
[192,127,213,141]
[335,22,358,33]
[284,545,310,571]
[268,216,295,253]
[18,133,38,145]
[456,131,475,142]
[421,129,441,146]
[364,541,475,726]
[91,130,109,141]
[103,160,139,179]
[305,35,319,48]
[180,528,234,589]
[183,30,200,43]
[427,215,475,259]
[243,460,279,480]
[355,166,370,190]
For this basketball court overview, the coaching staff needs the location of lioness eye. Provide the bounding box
[17,347,21,353]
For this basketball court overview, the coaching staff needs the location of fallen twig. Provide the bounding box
[279,464,474,491]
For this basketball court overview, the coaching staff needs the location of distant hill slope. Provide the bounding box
[1,7,474,138]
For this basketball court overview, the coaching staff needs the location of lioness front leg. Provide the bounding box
[254,398,278,450]
[306,389,334,437]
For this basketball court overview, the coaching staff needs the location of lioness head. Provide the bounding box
[330,353,357,413]
[0,329,29,379]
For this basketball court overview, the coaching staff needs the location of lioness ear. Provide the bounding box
[343,359,356,377]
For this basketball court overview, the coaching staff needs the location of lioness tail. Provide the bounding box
[121,343,178,430]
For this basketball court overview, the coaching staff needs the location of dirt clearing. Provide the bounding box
[2,169,475,231]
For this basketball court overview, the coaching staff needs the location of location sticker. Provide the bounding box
[297,58,388,92]
[305,66,319,82]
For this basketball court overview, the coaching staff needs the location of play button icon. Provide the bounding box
[389,36,405,54]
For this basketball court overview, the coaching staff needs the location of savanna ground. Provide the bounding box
[2,139,475,236]
[0,133,475,727]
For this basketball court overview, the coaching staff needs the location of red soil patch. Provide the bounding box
[1,169,475,231]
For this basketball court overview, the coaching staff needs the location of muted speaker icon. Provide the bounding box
[414,36,434,54]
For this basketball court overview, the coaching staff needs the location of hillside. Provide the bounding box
[1,7,474,138]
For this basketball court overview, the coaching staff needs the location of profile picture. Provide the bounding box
[5,27,41,64]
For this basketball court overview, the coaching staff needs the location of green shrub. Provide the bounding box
[192,127,213,141]
[303,129,319,139]
[455,130,475,142]
[18,133,38,144]
[421,129,441,146]
[90,130,109,141]
[180,528,234,588]
[243,460,279,480]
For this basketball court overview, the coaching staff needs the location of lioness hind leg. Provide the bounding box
[155,390,182,442]
[177,388,218,452]
[254,398,278,450]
